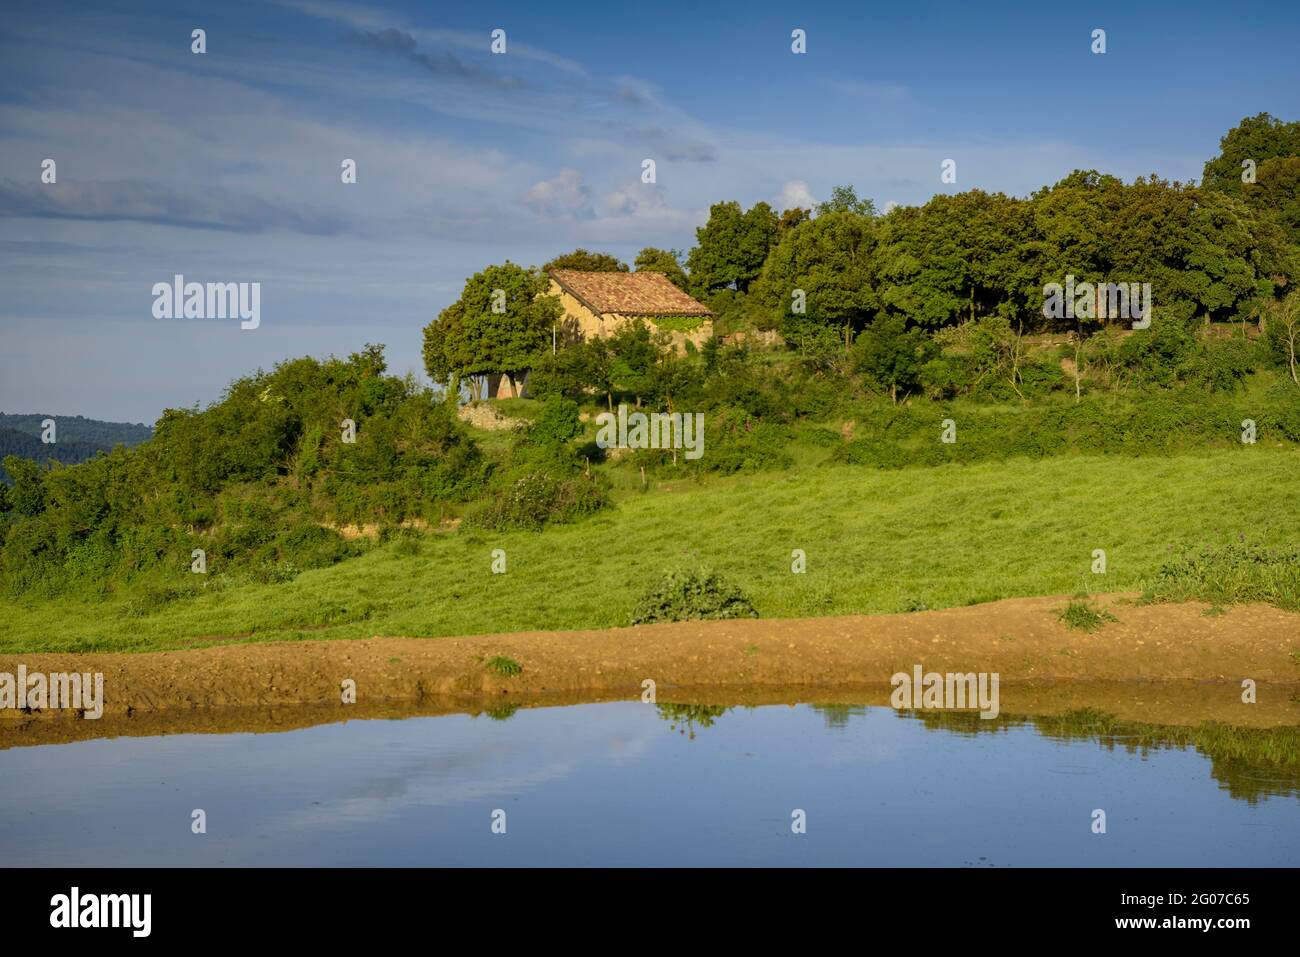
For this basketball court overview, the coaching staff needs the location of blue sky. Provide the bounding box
[2,0,1298,423]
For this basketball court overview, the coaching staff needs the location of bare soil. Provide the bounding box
[3,594,1298,748]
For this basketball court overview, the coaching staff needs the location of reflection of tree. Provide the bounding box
[810,704,869,729]
[657,704,731,740]
[900,707,1300,804]
[484,704,518,721]
[905,710,1017,737]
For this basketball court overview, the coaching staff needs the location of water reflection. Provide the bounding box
[657,703,730,739]
[650,701,1300,801]
[842,705,1300,802]
[1,700,1297,866]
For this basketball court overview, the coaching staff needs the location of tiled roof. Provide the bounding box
[548,269,712,317]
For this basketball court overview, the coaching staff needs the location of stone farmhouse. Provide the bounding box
[487,269,714,399]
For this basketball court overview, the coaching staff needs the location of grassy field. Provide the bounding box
[1,446,1297,654]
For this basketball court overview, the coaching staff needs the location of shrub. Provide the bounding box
[526,349,591,402]
[629,567,759,625]
[464,470,608,531]
[525,397,582,447]
[851,316,937,401]
[1117,319,1196,386]
[1058,597,1118,632]
[918,355,972,400]
[485,655,522,677]
[1182,336,1256,392]
[680,406,793,474]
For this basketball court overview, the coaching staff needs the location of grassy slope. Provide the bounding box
[2,446,1297,654]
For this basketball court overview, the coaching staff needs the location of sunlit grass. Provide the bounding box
[2,447,1297,654]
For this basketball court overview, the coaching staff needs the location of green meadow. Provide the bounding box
[3,446,1296,655]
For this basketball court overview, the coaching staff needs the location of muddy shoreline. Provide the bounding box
[3,594,1299,747]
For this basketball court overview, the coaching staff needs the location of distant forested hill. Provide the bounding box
[0,414,152,483]
[0,413,151,447]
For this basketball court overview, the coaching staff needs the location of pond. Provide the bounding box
[1,701,1297,866]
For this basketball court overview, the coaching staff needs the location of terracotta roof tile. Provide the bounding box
[549,269,712,317]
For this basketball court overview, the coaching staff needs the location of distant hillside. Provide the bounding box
[0,414,152,483]
[0,413,151,447]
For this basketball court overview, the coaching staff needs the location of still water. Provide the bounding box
[1,702,1297,866]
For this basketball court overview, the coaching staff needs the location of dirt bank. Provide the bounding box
[2,594,1298,747]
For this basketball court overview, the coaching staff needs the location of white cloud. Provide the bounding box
[523,169,594,219]
[777,179,817,211]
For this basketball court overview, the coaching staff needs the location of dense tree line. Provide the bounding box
[421,114,1300,403]
[0,430,127,483]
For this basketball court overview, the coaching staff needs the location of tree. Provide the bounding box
[1238,155,1300,252]
[2,456,45,516]
[779,206,811,232]
[633,247,689,289]
[543,249,628,272]
[1263,289,1300,385]
[1202,113,1300,197]
[877,190,1037,329]
[753,210,878,345]
[1202,115,1300,287]
[686,201,780,296]
[816,184,876,218]
[608,320,661,407]
[422,262,560,399]
[851,316,937,402]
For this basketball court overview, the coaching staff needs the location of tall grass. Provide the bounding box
[1144,542,1300,610]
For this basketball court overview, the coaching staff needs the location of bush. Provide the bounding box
[1117,319,1196,386]
[629,567,759,624]
[679,405,793,475]
[1181,336,1256,392]
[526,348,592,402]
[851,316,937,401]
[1018,358,1068,397]
[918,355,972,400]
[784,319,848,376]
[464,470,608,531]
[526,397,582,447]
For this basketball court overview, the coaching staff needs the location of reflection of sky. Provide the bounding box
[0,703,1296,866]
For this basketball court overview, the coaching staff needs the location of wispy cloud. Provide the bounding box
[820,78,911,103]
[348,27,524,89]
[0,179,347,234]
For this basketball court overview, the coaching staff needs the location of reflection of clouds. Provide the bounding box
[264,704,661,833]
[603,730,655,764]
[274,754,583,833]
